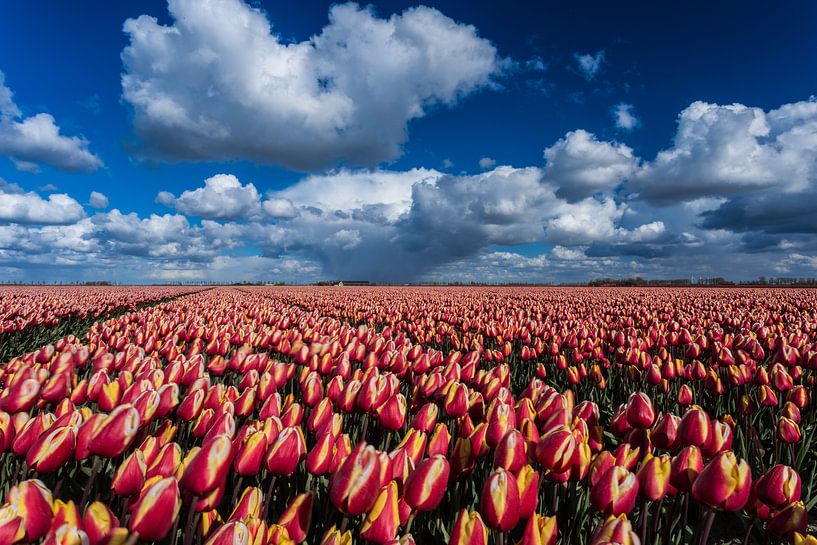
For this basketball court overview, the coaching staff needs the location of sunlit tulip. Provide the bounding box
[590,466,639,516]
[480,467,520,531]
[330,442,386,515]
[320,525,353,545]
[266,427,306,476]
[625,392,655,428]
[404,455,450,511]
[181,434,234,495]
[360,481,400,544]
[111,450,147,496]
[89,404,140,458]
[25,425,76,473]
[277,492,314,543]
[767,501,808,539]
[82,501,118,545]
[449,510,488,545]
[7,479,53,541]
[691,451,751,511]
[669,445,703,493]
[518,513,557,545]
[636,453,672,501]
[777,416,801,443]
[591,515,640,545]
[234,430,268,477]
[128,477,181,541]
[516,465,540,520]
[229,487,263,521]
[755,465,801,509]
[205,521,250,545]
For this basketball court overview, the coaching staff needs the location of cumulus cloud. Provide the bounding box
[543,130,637,202]
[121,0,504,170]
[574,50,604,80]
[0,180,86,225]
[0,71,103,173]
[158,174,262,220]
[631,99,817,204]
[88,191,109,209]
[613,103,639,130]
[479,157,496,169]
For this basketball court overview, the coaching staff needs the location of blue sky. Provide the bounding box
[1,0,816,283]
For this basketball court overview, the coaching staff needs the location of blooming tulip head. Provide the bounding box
[755,464,801,509]
[625,392,655,429]
[128,477,181,541]
[691,451,751,511]
[480,467,520,531]
[330,442,386,516]
[590,466,639,516]
[404,455,450,511]
[449,509,488,545]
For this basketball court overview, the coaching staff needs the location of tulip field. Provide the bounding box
[3,286,817,545]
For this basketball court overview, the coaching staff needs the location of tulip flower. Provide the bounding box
[404,455,450,511]
[82,501,119,545]
[25,425,76,473]
[535,427,577,474]
[449,510,488,545]
[591,515,640,545]
[636,453,672,502]
[625,392,655,429]
[777,416,802,443]
[480,467,520,531]
[0,505,25,545]
[518,514,557,545]
[89,404,140,458]
[678,407,711,448]
[277,492,314,543]
[181,434,234,495]
[755,464,801,508]
[330,442,386,515]
[427,423,451,457]
[204,521,251,545]
[691,451,751,511]
[266,427,306,476]
[234,429,268,477]
[360,481,400,544]
[128,477,181,541]
[6,479,53,541]
[111,450,147,496]
[377,393,407,431]
[794,533,817,545]
[320,525,353,545]
[767,501,808,539]
[229,487,263,521]
[590,466,639,516]
[669,445,703,493]
[516,465,540,520]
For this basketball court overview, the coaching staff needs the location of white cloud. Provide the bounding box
[0,180,86,225]
[159,174,262,220]
[262,198,297,220]
[574,50,604,80]
[631,99,817,204]
[121,0,503,170]
[479,157,496,169]
[88,191,109,209]
[613,103,639,130]
[543,130,637,202]
[0,71,103,173]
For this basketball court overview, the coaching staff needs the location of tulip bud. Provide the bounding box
[767,501,808,539]
[26,425,76,473]
[228,487,262,521]
[112,450,147,496]
[535,427,577,474]
[277,492,314,543]
[626,392,655,429]
[637,453,672,502]
[204,521,250,545]
[669,445,703,493]
[330,443,385,516]
[755,464,801,509]
[480,467,520,531]
[678,407,710,448]
[128,477,181,541]
[234,430,268,477]
[181,434,234,495]
[0,505,25,545]
[89,404,140,458]
[777,417,801,443]
[591,515,640,545]
[519,513,557,545]
[266,427,306,476]
[360,481,400,544]
[82,501,118,545]
[590,466,639,516]
[516,465,540,520]
[691,451,751,511]
[405,455,450,511]
[494,429,527,472]
[449,510,488,545]
[7,479,53,541]
[427,423,451,457]
[320,525,353,545]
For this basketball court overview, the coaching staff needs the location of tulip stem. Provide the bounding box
[741,518,754,545]
[638,499,649,545]
[697,510,716,545]
[261,475,278,522]
[81,457,102,507]
[182,501,199,545]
